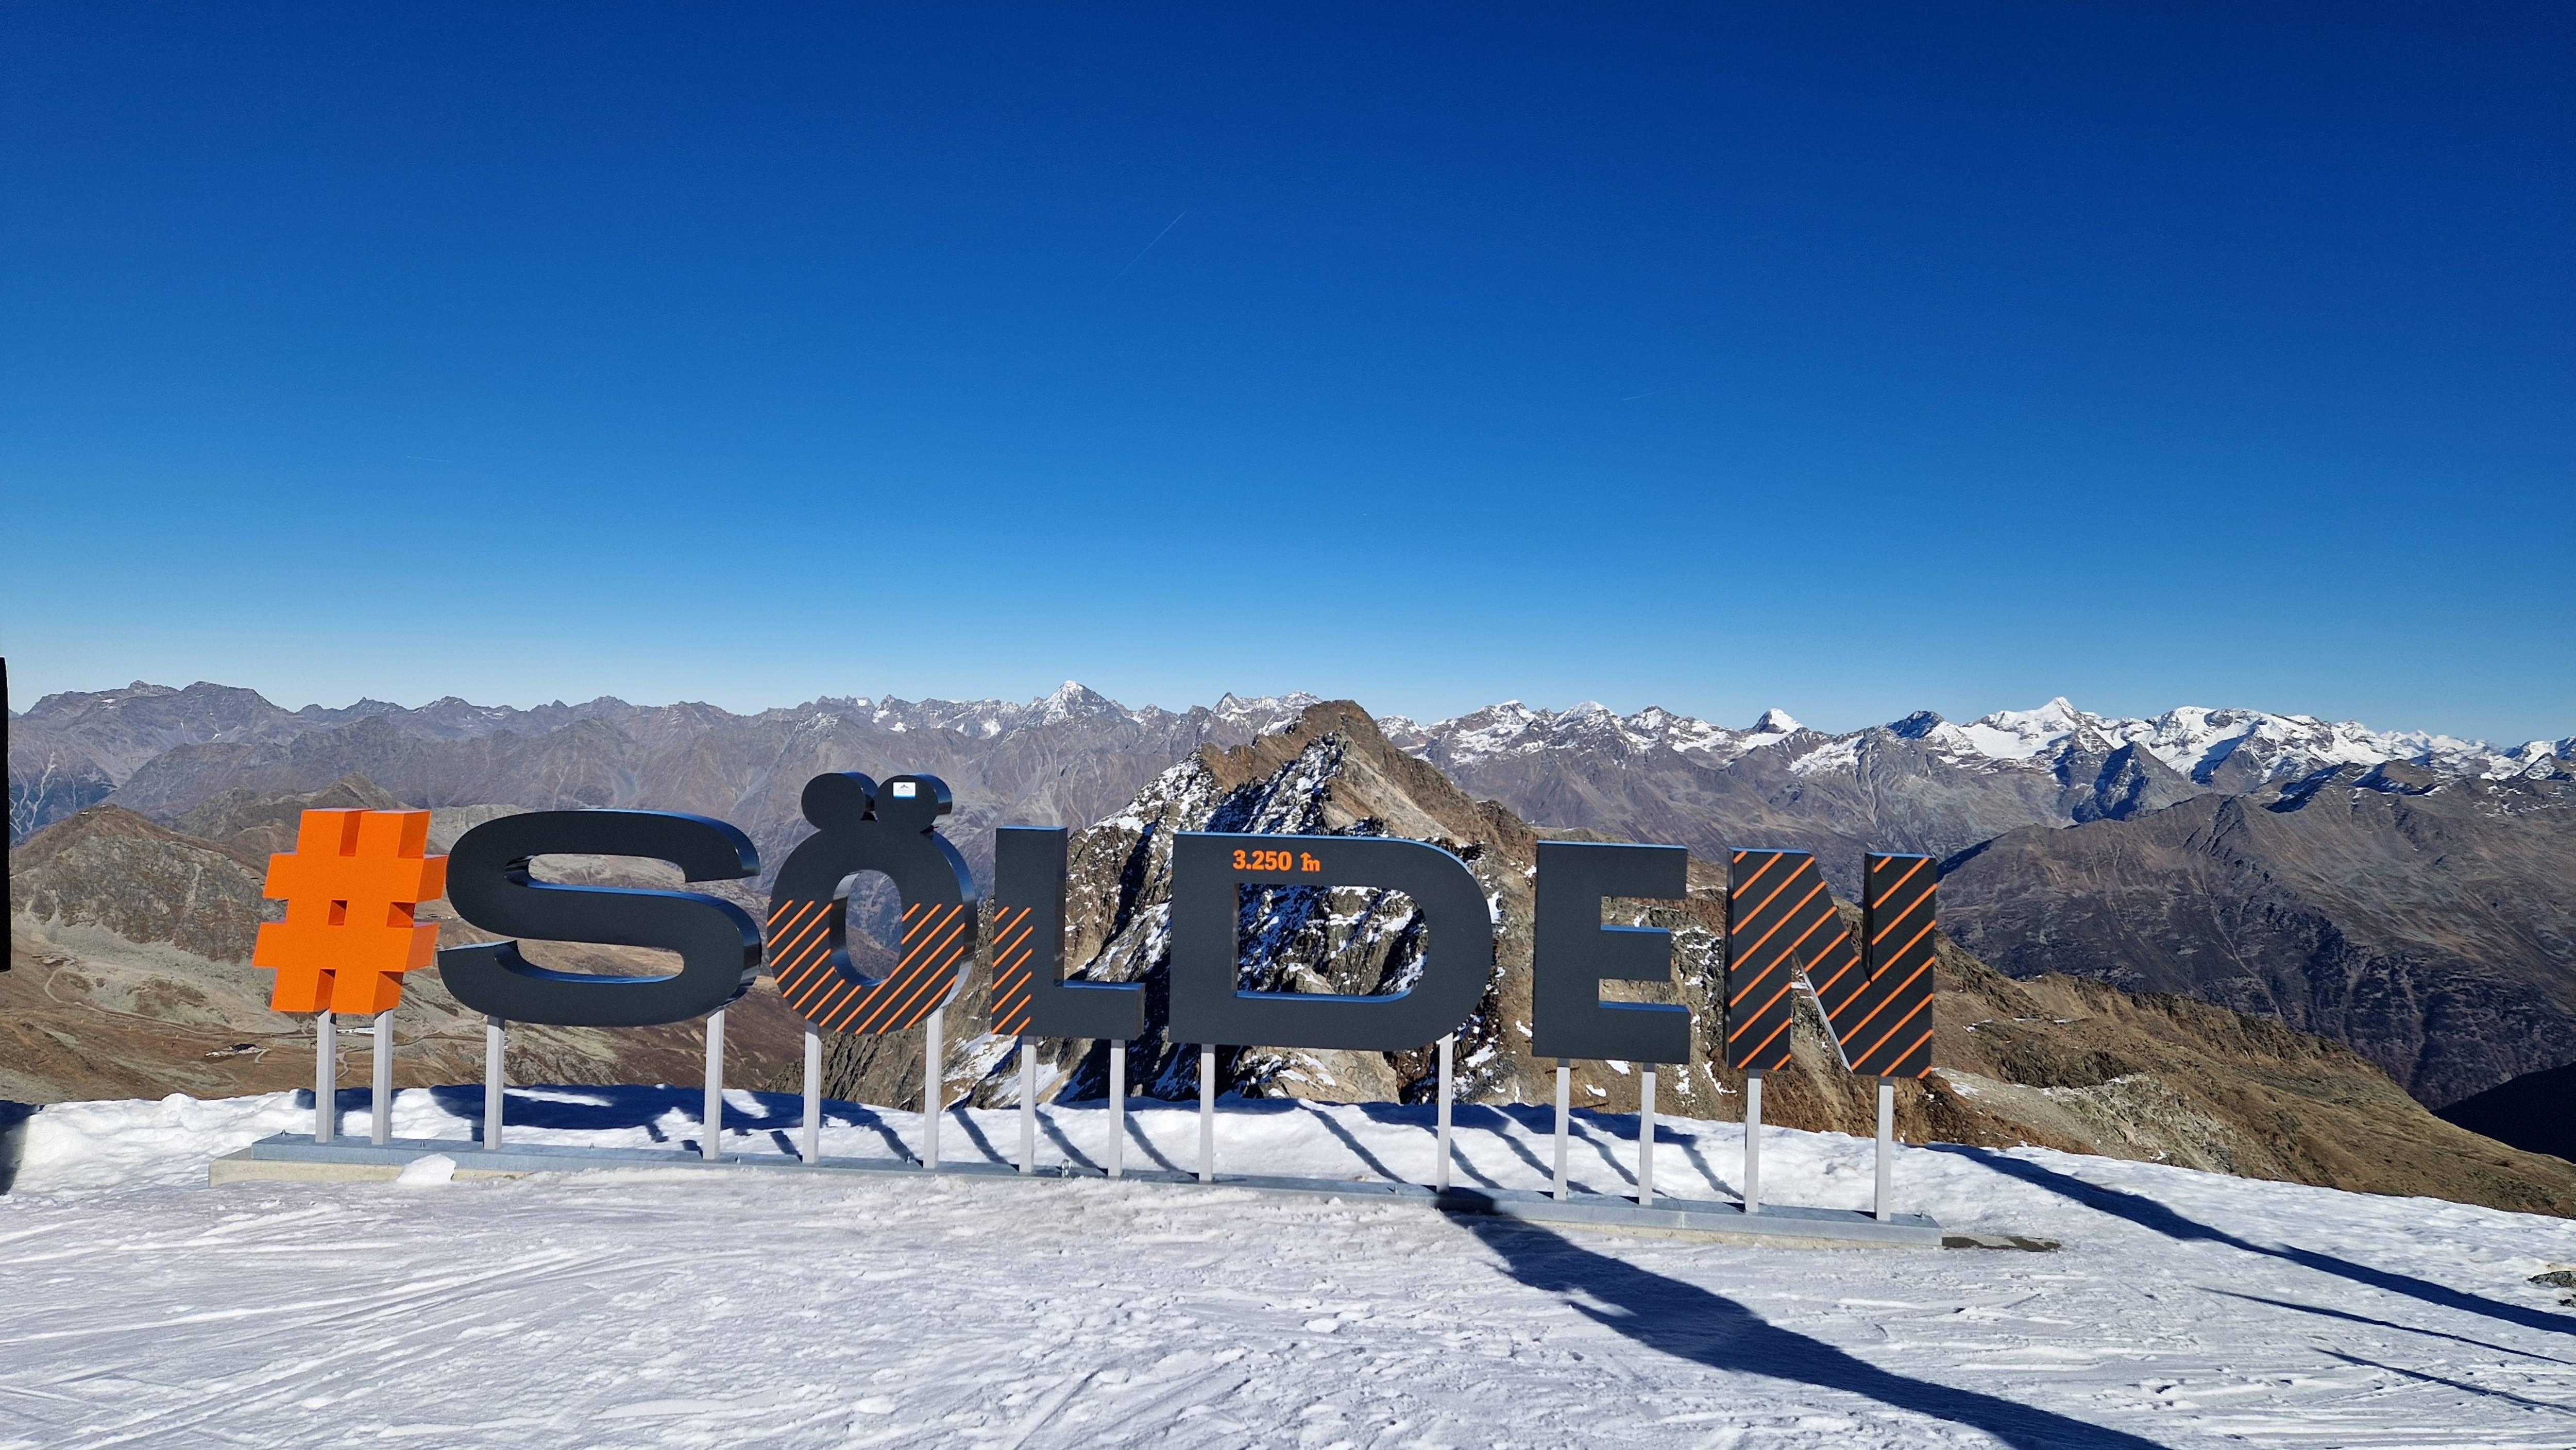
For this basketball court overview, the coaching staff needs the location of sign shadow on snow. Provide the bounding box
[2205,1289,2573,1367]
[2319,1350,2575,1413]
[1461,1215,2170,1449]
[1937,1145,2576,1339]
[411,1083,918,1161]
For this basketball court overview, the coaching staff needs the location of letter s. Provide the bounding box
[437,811,762,1027]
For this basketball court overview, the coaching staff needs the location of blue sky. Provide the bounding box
[5,4,2569,741]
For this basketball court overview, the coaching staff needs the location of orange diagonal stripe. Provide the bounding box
[1854,997,1929,1069]
[1730,852,1784,900]
[1742,1019,1791,1065]
[855,958,948,1040]
[897,905,961,966]
[1735,880,1824,962]
[1808,931,1860,998]
[1891,1026,1937,1072]
[1737,978,1793,1027]
[1837,959,1931,1045]
[879,929,970,1025]
[1870,890,1929,945]
[1741,868,1801,924]
[1870,856,1928,907]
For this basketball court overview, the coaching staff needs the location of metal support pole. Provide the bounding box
[313,1011,335,1145]
[1636,1065,1655,1207]
[1108,1040,1127,1179]
[1743,1069,1763,1215]
[701,1008,725,1162]
[370,1009,394,1147]
[923,1009,943,1170]
[801,1022,822,1164]
[1552,1058,1571,1201]
[1018,1036,1037,1174]
[483,1016,504,1150]
[1875,1077,1895,1222]
[1197,1045,1217,1182]
[1434,1033,1454,1193]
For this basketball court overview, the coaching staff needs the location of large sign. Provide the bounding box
[425,771,1934,1080]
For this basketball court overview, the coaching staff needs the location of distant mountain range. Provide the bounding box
[11,679,2572,1114]
[12,700,2572,1217]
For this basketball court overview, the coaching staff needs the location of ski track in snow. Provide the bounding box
[5,1088,2574,1448]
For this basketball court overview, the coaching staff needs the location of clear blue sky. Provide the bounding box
[5,4,2569,741]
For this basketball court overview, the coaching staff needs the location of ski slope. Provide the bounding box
[5,1087,2573,1448]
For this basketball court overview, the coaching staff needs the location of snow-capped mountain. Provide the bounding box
[1389,694,2573,791]
[1925,697,2572,788]
[1380,699,1802,771]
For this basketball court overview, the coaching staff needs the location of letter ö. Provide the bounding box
[767,772,979,1034]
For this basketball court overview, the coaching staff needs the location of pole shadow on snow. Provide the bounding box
[2320,1350,2575,1413]
[2206,1289,2572,1366]
[1297,1101,1406,1183]
[1938,1146,2576,1338]
[1671,1128,1740,1201]
[1461,1216,2166,1449]
[1113,1101,1190,1175]
[945,1108,1006,1165]
[1468,1104,1566,1185]
[1353,1101,1728,1198]
[1352,1101,1507,1189]
[1036,1112,1103,1174]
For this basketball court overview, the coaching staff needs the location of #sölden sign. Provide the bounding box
[255,770,1939,1227]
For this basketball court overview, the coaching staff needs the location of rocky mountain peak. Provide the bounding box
[1035,680,1122,725]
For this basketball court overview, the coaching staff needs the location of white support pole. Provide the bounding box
[701,1008,725,1162]
[1636,1065,1656,1207]
[1552,1058,1571,1201]
[923,1009,943,1170]
[1018,1036,1037,1174]
[1197,1045,1217,1183]
[313,1010,336,1145]
[1875,1077,1896,1222]
[801,1022,822,1165]
[1107,1040,1126,1180]
[1434,1033,1454,1194]
[370,1009,394,1147]
[483,1016,504,1150]
[1743,1069,1764,1215]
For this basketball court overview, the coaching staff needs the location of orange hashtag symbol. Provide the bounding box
[253,809,449,1015]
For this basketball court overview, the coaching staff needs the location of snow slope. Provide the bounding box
[5,1089,2573,1448]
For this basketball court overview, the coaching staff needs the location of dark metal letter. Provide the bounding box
[1167,832,1492,1052]
[766,773,978,1034]
[1530,841,1690,1064]
[1723,849,1936,1077]
[437,811,762,1027]
[991,826,1144,1040]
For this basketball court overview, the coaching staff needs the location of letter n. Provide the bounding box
[1722,850,1936,1078]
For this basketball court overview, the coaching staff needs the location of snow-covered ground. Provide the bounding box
[6,1088,2573,1448]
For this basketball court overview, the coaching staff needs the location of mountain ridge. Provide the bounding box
[13,677,2569,1115]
